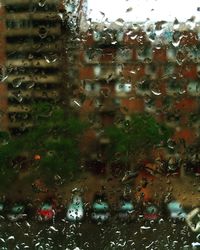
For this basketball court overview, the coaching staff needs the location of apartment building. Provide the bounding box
[0,4,7,131]
[0,0,63,135]
[76,24,200,161]
[0,0,199,157]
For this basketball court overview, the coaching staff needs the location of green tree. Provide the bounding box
[104,113,173,170]
[0,103,88,186]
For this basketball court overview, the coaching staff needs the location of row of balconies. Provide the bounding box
[6,12,60,24]
[7,88,60,130]
[79,63,199,81]
[82,29,199,47]
[74,91,199,124]
[6,74,60,89]
[5,25,61,37]
[6,42,60,53]
[82,79,200,97]
[5,58,59,68]
[8,89,59,100]
[3,0,63,133]
[5,0,59,14]
[5,0,58,5]
[81,46,200,64]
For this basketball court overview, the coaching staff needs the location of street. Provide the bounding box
[0,219,199,250]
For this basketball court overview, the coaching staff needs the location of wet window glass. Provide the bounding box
[0,0,199,249]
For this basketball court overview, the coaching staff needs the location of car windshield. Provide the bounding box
[121,202,134,211]
[41,204,52,210]
[146,205,158,214]
[0,204,4,210]
[168,202,183,211]
[72,196,82,204]
[93,201,108,211]
[11,205,24,213]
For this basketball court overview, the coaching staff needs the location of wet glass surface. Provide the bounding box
[0,0,199,249]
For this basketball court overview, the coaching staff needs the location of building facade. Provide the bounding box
[0,0,199,158]
[76,24,200,161]
[0,0,64,134]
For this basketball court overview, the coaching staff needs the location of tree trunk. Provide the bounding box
[180,162,185,178]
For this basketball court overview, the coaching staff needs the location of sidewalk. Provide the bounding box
[135,172,200,207]
[3,170,200,209]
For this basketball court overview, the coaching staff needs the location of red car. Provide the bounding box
[143,203,160,221]
[37,202,56,221]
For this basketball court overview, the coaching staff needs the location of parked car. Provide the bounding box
[143,203,160,221]
[36,202,56,221]
[7,203,27,222]
[66,195,84,222]
[0,202,5,214]
[166,200,186,221]
[91,193,110,222]
[186,208,200,233]
[118,197,136,221]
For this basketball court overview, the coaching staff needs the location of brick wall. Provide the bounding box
[77,28,200,148]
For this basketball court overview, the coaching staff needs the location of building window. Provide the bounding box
[93,65,101,77]
[136,46,152,61]
[187,81,200,96]
[85,83,100,93]
[116,48,132,62]
[115,82,132,93]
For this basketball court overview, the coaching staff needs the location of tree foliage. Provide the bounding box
[104,113,173,167]
[0,103,88,184]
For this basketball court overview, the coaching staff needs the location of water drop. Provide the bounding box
[13,91,23,103]
[44,53,58,64]
[0,238,5,243]
[49,226,58,232]
[26,81,35,89]
[38,0,46,7]
[7,236,15,241]
[167,139,176,149]
[12,77,23,88]
[0,65,8,82]
[115,18,124,27]
[151,89,162,96]
[38,26,48,39]
[126,7,133,12]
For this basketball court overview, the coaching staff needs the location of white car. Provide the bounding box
[66,195,84,222]
[167,201,187,221]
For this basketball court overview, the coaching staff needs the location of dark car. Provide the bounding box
[0,202,5,214]
[118,197,136,222]
[7,203,28,222]
[0,200,6,220]
[91,193,110,222]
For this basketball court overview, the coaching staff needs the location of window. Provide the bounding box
[115,82,132,93]
[187,81,200,95]
[0,0,200,249]
[85,82,100,93]
[116,48,132,62]
[93,65,101,77]
[136,46,152,61]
